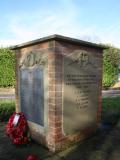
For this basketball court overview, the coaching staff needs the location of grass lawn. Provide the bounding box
[102,97,120,125]
[0,101,15,121]
[102,96,120,112]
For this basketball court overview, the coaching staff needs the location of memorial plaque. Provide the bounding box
[63,50,101,135]
[20,67,44,125]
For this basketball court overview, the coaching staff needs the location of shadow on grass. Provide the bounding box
[0,113,120,160]
[56,114,120,160]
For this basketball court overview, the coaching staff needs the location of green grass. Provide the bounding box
[102,97,120,125]
[102,96,120,112]
[0,101,15,121]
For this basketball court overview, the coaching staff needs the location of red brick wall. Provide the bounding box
[47,40,103,151]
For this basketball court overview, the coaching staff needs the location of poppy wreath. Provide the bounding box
[6,112,30,145]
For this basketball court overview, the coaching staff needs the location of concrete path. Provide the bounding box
[0,88,15,101]
[0,94,15,101]
[102,89,120,98]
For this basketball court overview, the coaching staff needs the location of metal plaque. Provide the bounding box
[63,50,102,135]
[20,67,44,126]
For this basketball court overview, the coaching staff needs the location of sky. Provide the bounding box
[0,0,120,48]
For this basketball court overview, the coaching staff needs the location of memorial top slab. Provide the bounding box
[11,34,106,50]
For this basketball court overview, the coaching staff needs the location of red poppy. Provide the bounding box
[27,155,38,160]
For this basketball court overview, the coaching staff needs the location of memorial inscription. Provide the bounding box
[63,50,101,135]
[20,67,44,125]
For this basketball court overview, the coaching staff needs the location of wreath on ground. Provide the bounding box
[6,112,30,145]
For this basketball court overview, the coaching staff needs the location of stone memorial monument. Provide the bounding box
[12,35,105,152]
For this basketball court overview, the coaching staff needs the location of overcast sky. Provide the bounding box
[0,0,120,48]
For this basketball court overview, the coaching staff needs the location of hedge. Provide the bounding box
[0,48,15,87]
[102,46,120,89]
[0,101,15,121]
